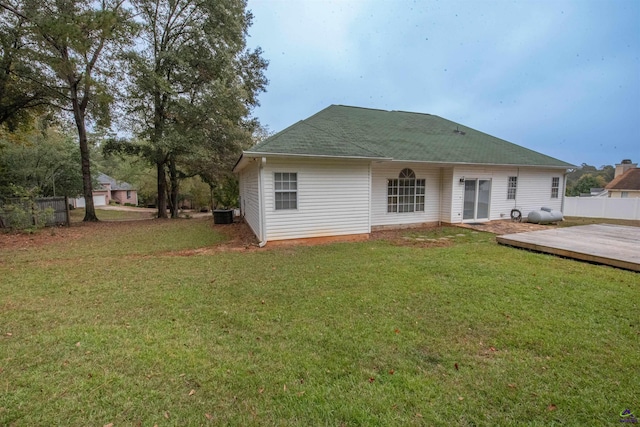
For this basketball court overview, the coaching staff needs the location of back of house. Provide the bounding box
[233,105,574,246]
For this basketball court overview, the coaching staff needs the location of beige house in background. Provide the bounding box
[606,160,639,198]
[72,173,138,208]
[96,173,138,206]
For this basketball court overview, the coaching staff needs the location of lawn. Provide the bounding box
[69,207,157,222]
[0,219,638,426]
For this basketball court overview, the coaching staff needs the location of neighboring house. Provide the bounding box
[72,173,138,208]
[96,173,138,206]
[578,188,608,197]
[233,105,574,246]
[605,160,640,198]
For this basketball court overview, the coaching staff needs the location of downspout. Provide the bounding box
[561,169,569,214]
[258,157,267,247]
[368,162,372,234]
[438,167,443,226]
[515,167,520,209]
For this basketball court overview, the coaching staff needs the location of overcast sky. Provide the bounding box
[245,0,639,168]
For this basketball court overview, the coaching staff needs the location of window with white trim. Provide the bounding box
[551,177,560,199]
[507,176,517,200]
[275,172,297,210]
[387,168,425,213]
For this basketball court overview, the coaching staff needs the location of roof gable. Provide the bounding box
[97,173,134,191]
[605,168,640,191]
[246,105,574,168]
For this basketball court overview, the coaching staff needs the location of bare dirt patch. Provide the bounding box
[456,220,553,235]
[0,218,554,254]
[0,222,94,251]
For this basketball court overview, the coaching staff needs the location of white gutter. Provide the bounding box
[385,159,575,169]
[242,151,391,162]
[238,152,574,171]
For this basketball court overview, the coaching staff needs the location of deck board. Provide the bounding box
[496,224,640,271]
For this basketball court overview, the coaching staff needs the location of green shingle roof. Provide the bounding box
[246,105,574,168]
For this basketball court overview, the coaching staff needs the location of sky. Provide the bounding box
[244,0,640,168]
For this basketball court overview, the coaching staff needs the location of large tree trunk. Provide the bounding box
[71,87,98,222]
[156,160,168,218]
[168,156,179,218]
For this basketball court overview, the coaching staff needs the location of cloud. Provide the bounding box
[247,0,640,166]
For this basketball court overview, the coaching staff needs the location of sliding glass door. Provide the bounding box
[463,179,491,221]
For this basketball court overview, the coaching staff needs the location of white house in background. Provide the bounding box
[233,105,575,246]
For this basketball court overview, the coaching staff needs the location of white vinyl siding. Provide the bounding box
[448,167,565,223]
[262,159,370,241]
[371,163,440,227]
[439,168,454,223]
[238,160,261,240]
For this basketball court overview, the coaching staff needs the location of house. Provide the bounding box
[72,173,138,208]
[233,105,574,246]
[605,160,640,198]
[579,188,608,197]
[96,173,138,206]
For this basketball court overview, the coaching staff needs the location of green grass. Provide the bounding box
[0,222,638,426]
[69,207,156,222]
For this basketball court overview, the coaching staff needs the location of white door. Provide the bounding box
[463,179,491,221]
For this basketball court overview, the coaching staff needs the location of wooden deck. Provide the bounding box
[496,224,640,272]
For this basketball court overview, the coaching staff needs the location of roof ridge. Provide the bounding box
[333,104,390,113]
[334,105,436,117]
[391,110,433,117]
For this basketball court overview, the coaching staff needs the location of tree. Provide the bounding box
[568,174,606,196]
[124,0,267,218]
[0,117,82,198]
[566,163,615,196]
[0,10,51,129]
[0,0,135,221]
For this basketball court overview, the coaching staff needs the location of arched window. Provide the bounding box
[399,168,415,179]
[387,168,425,213]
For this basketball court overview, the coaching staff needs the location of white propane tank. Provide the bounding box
[527,208,563,224]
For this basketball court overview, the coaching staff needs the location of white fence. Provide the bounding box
[564,197,640,220]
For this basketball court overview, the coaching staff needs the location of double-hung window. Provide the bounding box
[507,176,517,200]
[551,177,560,199]
[387,168,425,213]
[275,172,297,210]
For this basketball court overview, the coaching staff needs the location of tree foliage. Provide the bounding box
[0,0,135,221]
[0,9,51,129]
[566,163,615,196]
[1,0,267,219]
[0,117,82,198]
[122,0,267,218]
